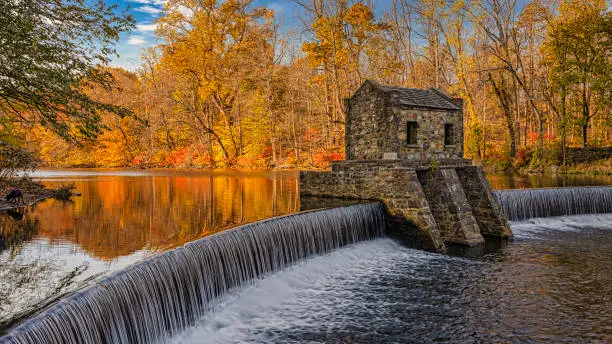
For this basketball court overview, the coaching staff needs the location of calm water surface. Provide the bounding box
[0,169,299,327]
[0,169,610,336]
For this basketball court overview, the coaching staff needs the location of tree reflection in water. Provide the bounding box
[0,170,299,329]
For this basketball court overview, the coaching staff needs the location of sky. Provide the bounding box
[107,0,394,70]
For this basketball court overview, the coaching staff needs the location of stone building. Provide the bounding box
[345,80,464,161]
[301,80,512,252]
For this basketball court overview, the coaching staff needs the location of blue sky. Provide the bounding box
[107,0,394,70]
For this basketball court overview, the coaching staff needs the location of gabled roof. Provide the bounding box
[355,80,461,111]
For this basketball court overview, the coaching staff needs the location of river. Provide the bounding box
[0,169,610,340]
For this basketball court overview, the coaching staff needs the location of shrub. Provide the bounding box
[0,142,39,181]
[513,147,534,169]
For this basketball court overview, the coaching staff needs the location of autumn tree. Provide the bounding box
[0,0,134,144]
[542,0,610,149]
[21,0,611,170]
[157,0,274,165]
[297,0,391,150]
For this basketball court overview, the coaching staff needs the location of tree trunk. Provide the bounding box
[582,82,590,149]
[489,73,516,159]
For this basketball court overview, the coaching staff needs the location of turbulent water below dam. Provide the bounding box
[1,169,611,343]
[174,215,612,344]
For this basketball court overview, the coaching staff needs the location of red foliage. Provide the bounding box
[528,131,539,143]
[513,147,533,168]
[131,155,144,166]
[303,128,319,142]
[312,151,344,167]
[163,147,189,166]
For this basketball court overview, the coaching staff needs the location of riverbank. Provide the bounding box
[40,149,612,176]
[482,157,612,176]
[0,179,76,211]
[482,147,611,175]
[554,158,612,175]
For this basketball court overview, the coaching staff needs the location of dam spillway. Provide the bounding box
[494,186,612,221]
[0,203,384,344]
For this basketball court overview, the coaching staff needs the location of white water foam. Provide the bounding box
[510,213,612,240]
[170,238,434,344]
[2,204,384,344]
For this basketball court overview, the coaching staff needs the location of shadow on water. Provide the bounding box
[0,209,39,254]
[445,238,510,260]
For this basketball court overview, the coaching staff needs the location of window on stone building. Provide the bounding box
[444,123,455,146]
[407,121,418,145]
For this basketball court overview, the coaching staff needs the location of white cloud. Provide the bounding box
[135,5,162,14]
[127,35,147,45]
[177,5,193,18]
[136,23,157,32]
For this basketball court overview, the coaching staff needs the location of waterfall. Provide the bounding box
[1,203,385,344]
[494,186,612,221]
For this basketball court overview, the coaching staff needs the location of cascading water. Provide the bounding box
[0,203,385,344]
[494,186,612,221]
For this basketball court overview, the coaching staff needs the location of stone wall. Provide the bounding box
[564,147,612,163]
[345,82,389,160]
[417,168,484,245]
[300,161,512,252]
[301,166,445,251]
[392,107,463,158]
[331,158,471,172]
[455,167,513,239]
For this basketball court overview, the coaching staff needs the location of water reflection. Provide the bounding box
[0,169,299,327]
[0,209,39,253]
[487,172,611,190]
[33,170,299,259]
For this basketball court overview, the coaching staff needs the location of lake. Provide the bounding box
[0,169,610,338]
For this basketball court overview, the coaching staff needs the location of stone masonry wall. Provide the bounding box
[345,82,389,160]
[392,107,463,158]
[331,159,471,172]
[417,168,484,246]
[300,162,512,251]
[345,85,464,161]
[300,167,445,251]
[455,166,513,239]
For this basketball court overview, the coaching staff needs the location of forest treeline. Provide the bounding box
[3,0,611,170]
